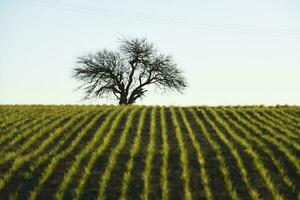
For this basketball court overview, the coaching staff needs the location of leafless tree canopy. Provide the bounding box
[73,37,187,104]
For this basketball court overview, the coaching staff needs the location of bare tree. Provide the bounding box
[73,37,187,105]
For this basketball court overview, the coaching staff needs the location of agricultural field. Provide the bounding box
[0,105,299,200]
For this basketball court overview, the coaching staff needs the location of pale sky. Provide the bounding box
[1,0,300,105]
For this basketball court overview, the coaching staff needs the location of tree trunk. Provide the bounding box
[119,93,129,105]
[119,98,127,105]
[127,97,135,104]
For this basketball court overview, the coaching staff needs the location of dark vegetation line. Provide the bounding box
[141,107,159,200]
[55,106,130,200]
[34,107,113,200]
[14,108,101,200]
[0,108,88,198]
[159,107,170,200]
[204,108,260,199]
[0,107,44,135]
[0,106,62,139]
[218,109,298,198]
[264,111,300,135]
[119,107,147,200]
[249,111,300,146]
[171,107,193,200]
[0,108,69,155]
[237,110,300,172]
[273,110,300,129]
[189,108,235,199]
[179,107,212,200]
[0,108,83,166]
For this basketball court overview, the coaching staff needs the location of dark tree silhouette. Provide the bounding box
[73,37,187,105]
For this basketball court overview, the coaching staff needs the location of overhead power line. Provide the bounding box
[9,0,300,38]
